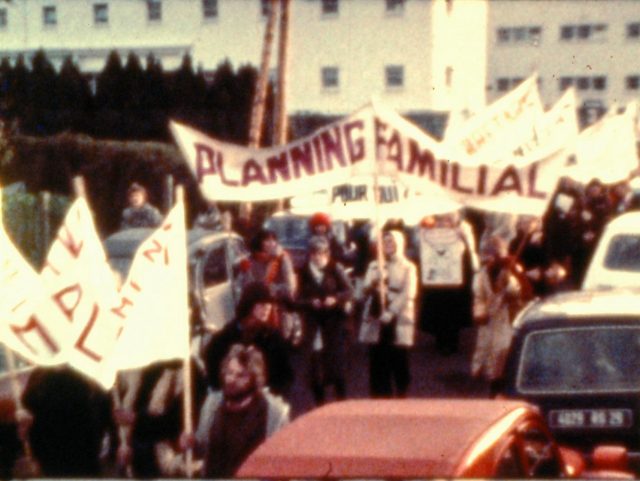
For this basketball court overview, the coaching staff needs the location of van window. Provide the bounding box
[203,245,227,286]
[604,234,640,271]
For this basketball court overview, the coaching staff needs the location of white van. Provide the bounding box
[582,212,640,290]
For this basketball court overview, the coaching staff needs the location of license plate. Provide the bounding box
[549,409,633,429]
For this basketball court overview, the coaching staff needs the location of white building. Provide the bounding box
[0,0,638,119]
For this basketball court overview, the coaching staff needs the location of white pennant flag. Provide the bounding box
[40,197,123,388]
[0,190,68,365]
[107,196,189,371]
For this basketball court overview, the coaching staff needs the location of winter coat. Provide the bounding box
[358,231,418,347]
[238,248,297,304]
[471,264,522,381]
[120,203,163,229]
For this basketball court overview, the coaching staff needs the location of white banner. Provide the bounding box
[106,197,190,371]
[40,197,123,388]
[419,228,466,287]
[443,74,544,162]
[568,102,639,184]
[173,99,569,216]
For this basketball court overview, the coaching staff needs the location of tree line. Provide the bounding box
[0,50,272,143]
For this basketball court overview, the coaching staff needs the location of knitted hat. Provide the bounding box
[309,212,331,229]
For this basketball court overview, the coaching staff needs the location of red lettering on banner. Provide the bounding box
[130,281,142,292]
[111,296,134,319]
[74,303,102,362]
[451,164,473,194]
[57,226,84,258]
[374,117,387,159]
[242,159,268,186]
[290,142,315,178]
[477,165,488,195]
[11,299,27,313]
[527,162,546,199]
[162,223,173,231]
[10,315,60,355]
[267,152,291,181]
[407,140,436,179]
[195,143,217,182]
[320,127,346,169]
[344,120,365,164]
[143,239,164,263]
[439,160,449,186]
[491,165,523,196]
[387,130,403,171]
[312,137,324,172]
[53,283,82,322]
[43,261,61,276]
[216,156,239,187]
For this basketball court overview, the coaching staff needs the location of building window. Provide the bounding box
[0,8,7,28]
[385,65,404,88]
[202,0,218,18]
[322,0,339,15]
[497,25,542,45]
[321,66,339,89]
[627,75,640,90]
[43,6,57,26]
[627,22,640,38]
[94,3,109,25]
[559,77,573,91]
[593,76,607,90]
[560,23,607,41]
[576,77,590,90]
[386,0,404,14]
[497,78,510,92]
[147,0,161,21]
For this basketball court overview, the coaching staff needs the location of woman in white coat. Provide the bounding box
[359,230,418,398]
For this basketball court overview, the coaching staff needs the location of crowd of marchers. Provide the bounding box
[8,174,640,478]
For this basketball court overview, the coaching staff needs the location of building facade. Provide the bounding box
[1,0,638,118]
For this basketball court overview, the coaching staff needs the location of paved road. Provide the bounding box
[287,326,490,419]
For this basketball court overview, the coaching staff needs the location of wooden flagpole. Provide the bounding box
[273,0,290,212]
[373,152,387,312]
[175,185,195,478]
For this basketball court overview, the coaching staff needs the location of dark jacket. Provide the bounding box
[203,321,294,397]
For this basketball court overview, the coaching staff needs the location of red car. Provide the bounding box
[237,399,633,479]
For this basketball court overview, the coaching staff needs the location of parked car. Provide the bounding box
[502,288,640,465]
[582,211,640,290]
[237,398,632,479]
[104,227,248,333]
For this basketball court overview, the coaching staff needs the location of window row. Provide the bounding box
[497,22,640,43]
[322,65,405,89]
[0,0,413,29]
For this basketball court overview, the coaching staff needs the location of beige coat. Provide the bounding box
[471,266,521,381]
[358,231,418,347]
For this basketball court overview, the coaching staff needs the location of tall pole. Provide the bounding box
[246,0,280,221]
[274,0,291,212]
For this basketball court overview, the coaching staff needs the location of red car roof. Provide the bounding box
[237,398,533,479]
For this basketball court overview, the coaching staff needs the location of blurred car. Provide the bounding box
[263,211,348,270]
[582,212,640,290]
[502,288,640,463]
[104,227,248,333]
[237,398,632,479]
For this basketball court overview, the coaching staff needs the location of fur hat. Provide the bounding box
[235,281,274,320]
[309,212,331,229]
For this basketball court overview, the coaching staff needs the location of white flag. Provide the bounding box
[40,197,123,388]
[0,192,68,365]
[569,102,639,184]
[107,197,189,371]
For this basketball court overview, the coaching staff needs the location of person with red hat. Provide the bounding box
[308,212,349,266]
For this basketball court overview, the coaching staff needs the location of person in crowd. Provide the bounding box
[120,182,163,230]
[359,229,418,398]
[203,281,295,398]
[188,344,290,478]
[308,212,350,265]
[17,365,114,477]
[194,201,223,231]
[297,236,354,404]
[238,229,300,345]
[113,359,208,478]
[417,211,479,355]
[508,215,546,298]
[471,235,525,396]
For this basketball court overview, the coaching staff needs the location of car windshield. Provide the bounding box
[265,217,310,249]
[604,234,640,271]
[518,325,640,394]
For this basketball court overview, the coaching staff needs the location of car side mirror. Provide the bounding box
[591,445,629,472]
